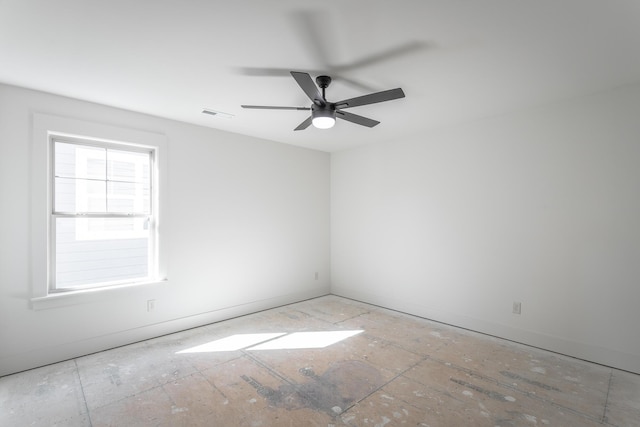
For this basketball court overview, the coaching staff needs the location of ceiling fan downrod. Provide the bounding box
[316,75,331,101]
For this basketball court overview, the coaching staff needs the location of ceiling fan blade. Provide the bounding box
[336,110,380,128]
[241,105,310,110]
[291,10,333,70]
[335,41,428,73]
[335,88,405,109]
[236,66,378,93]
[235,66,327,78]
[290,71,325,106]
[294,116,313,131]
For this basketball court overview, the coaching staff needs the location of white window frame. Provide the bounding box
[31,114,169,309]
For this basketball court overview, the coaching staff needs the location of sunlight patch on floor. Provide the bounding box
[176,333,286,353]
[248,330,363,350]
[176,330,363,354]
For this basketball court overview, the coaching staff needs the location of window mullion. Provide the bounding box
[104,147,109,213]
[52,212,149,218]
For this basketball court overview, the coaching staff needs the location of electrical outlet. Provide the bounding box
[512,301,521,315]
[147,299,156,312]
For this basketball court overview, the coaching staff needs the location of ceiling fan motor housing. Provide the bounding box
[312,102,336,129]
[316,75,332,89]
[312,102,335,115]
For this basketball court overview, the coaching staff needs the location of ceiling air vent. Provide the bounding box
[202,109,234,119]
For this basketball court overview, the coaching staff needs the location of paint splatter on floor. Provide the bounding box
[242,360,383,416]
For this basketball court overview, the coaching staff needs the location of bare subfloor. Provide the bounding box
[1,295,639,426]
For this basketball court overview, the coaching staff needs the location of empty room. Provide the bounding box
[1,1,639,426]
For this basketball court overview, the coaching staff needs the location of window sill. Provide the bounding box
[30,279,169,310]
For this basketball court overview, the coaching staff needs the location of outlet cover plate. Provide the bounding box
[513,301,522,315]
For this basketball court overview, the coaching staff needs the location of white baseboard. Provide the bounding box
[0,289,330,377]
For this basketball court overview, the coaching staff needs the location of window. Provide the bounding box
[31,114,168,308]
[51,137,156,291]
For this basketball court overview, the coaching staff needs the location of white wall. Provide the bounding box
[3,81,639,377]
[331,83,640,374]
[0,84,330,376]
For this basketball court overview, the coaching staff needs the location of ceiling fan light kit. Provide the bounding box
[242,71,405,131]
[311,105,336,129]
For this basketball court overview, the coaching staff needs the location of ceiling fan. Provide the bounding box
[241,71,405,131]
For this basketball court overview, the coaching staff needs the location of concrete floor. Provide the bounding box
[1,295,639,426]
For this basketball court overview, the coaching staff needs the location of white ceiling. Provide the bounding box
[2,0,640,152]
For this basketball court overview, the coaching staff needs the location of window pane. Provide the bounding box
[54,177,106,212]
[107,149,150,183]
[55,217,149,289]
[51,139,156,291]
[107,181,150,213]
[55,142,106,180]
